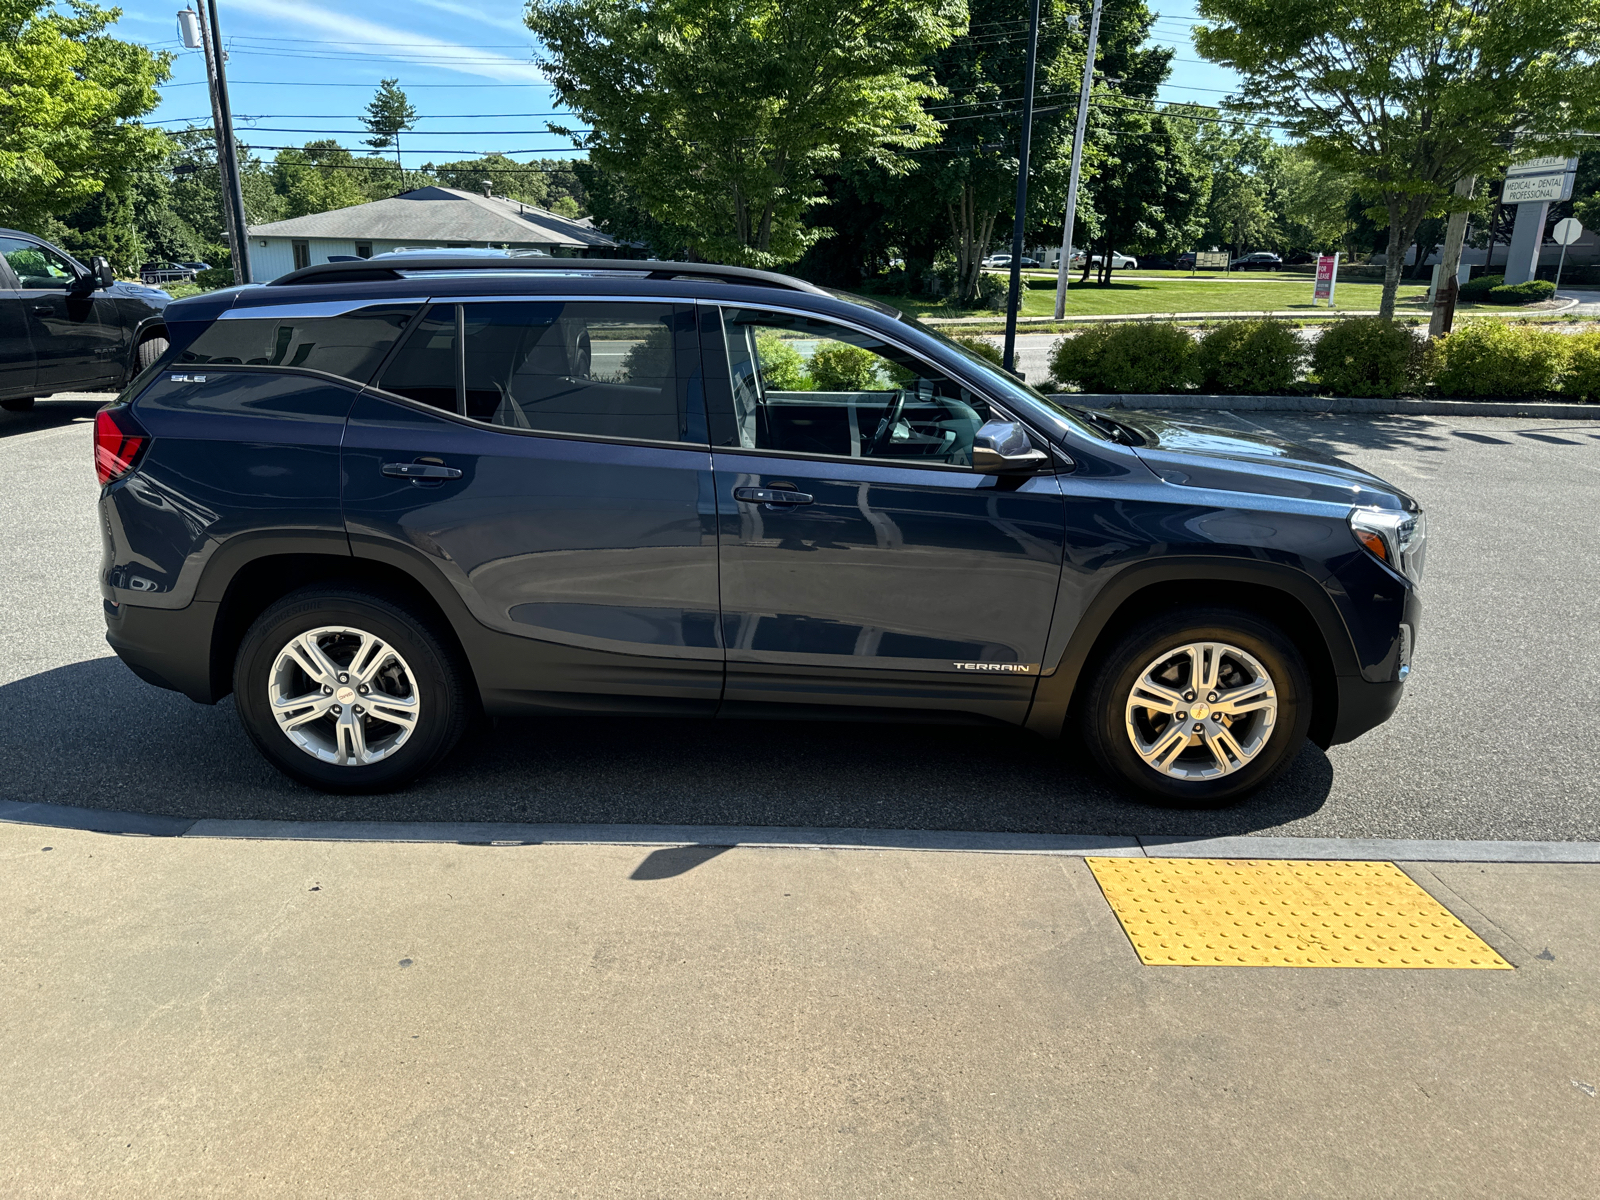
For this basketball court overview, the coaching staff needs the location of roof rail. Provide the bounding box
[267,255,826,293]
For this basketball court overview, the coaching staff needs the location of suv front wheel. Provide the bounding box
[1080,607,1311,806]
[234,587,470,793]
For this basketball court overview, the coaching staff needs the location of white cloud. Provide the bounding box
[224,0,545,84]
[413,0,533,38]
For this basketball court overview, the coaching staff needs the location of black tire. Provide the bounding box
[1079,607,1312,808]
[233,586,471,793]
[136,336,169,371]
[0,396,35,412]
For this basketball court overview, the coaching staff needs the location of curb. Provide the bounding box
[1054,393,1600,419]
[3,801,1598,864]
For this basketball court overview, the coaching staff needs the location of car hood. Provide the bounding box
[1100,409,1416,511]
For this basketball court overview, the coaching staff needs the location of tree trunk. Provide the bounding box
[1379,196,1430,321]
[947,185,994,304]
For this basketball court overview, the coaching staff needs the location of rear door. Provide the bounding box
[0,236,122,390]
[702,304,1067,725]
[342,297,723,716]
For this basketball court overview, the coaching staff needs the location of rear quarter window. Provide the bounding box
[175,304,419,383]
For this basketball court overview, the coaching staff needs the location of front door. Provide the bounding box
[702,305,1067,725]
[342,298,724,715]
[0,237,121,390]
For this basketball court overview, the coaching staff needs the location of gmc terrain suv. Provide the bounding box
[95,256,1424,804]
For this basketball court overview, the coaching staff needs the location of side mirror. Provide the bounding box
[972,419,1050,473]
[90,256,115,288]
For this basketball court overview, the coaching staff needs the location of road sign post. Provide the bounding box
[1313,254,1339,307]
[1551,217,1585,293]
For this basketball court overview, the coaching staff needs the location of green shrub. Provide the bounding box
[808,342,884,390]
[1485,279,1557,305]
[1559,331,1600,401]
[1309,317,1419,398]
[755,332,809,390]
[1048,322,1194,393]
[949,333,1004,366]
[194,265,234,290]
[1433,320,1569,397]
[1458,273,1504,302]
[1194,319,1305,394]
[618,324,673,382]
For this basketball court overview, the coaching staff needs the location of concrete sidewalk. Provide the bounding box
[3,818,1595,1197]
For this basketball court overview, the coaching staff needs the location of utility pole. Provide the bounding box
[178,4,252,284]
[1001,0,1043,375]
[1053,0,1102,319]
[1428,175,1477,338]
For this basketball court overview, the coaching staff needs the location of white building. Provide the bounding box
[245,185,620,280]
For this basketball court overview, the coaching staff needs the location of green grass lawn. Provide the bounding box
[886,274,1434,320]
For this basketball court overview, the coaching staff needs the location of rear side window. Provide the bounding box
[176,304,419,383]
[376,300,703,445]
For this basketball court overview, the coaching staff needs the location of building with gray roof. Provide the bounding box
[246,185,620,279]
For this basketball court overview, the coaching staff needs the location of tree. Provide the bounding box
[0,0,172,231]
[362,79,418,168]
[1277,149,1352,255]
[1194,0,1600,319]
[273,141,372,218]
[526,0,966,266]
[424,154,549,205]
[1079,109,1206,282]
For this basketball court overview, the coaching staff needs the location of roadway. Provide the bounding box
[3,395,1598,842]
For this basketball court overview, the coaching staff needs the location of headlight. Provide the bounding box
[1349,507,1427,585]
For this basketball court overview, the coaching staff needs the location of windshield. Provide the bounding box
[901,314,1109,441]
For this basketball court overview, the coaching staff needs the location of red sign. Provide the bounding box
[1314,254,1339,306]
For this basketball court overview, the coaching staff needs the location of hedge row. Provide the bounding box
[1046,318,1600,400]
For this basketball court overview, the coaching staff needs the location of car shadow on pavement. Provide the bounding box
[0,657,1334,838]
[0,396,106,439]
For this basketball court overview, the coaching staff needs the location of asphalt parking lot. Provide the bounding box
[4,394,1598,841]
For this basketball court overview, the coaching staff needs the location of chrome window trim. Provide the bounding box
[218,298,430,321]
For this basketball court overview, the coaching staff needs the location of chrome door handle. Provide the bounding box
[31,305,53,315]
[382,462,462,480]
[733,486,813,506]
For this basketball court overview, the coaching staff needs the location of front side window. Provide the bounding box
[377,300,698,444]
[177,304,419,382]
[0,238,78,290]
[716,307,1002,467]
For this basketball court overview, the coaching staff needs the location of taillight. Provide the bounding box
[94,406,149,486]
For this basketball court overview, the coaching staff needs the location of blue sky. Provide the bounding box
[114,0,1240,169]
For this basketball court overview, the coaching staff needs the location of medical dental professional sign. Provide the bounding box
[1313,253,1339,307]
[1501,157,1580,204]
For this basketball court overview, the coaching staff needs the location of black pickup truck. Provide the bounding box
[0,229,172,412]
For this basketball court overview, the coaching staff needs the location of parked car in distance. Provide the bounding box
[178,261,212,272]
[1230,251,1284,271]
[0,229,170,412]
[1070,250,1138,270]
[982,254,1042,269]
[140,260,200,285]
[96,254,1424,806]
[1138,256,1177,270]
[1174,252,1197,269]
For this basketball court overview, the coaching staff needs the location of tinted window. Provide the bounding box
[715,307,1001,466]
[0,238,78,290]
[376,306,458,413]
[177,304,419,382]
[377,300,698,444]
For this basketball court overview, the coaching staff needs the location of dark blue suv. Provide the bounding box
[94,257,1424,805]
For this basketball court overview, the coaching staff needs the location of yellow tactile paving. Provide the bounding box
[1085,858,1512,969]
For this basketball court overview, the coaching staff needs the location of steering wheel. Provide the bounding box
[866,390,907,457]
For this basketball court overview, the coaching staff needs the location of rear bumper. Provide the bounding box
[103,598,220,703]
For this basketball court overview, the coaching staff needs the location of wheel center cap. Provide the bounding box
[335,686,357,705]
[1190,702,1212,720]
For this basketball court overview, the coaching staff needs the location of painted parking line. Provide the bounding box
[1086,858,1513,969]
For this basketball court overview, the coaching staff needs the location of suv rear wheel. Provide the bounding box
[1080,607,1311,806]
[233,587,470,793]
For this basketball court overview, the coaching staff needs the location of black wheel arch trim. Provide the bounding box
[1023,556,1361,745]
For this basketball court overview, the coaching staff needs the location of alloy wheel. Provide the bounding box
[1124,641,1278,781]
[268,625,422,766]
